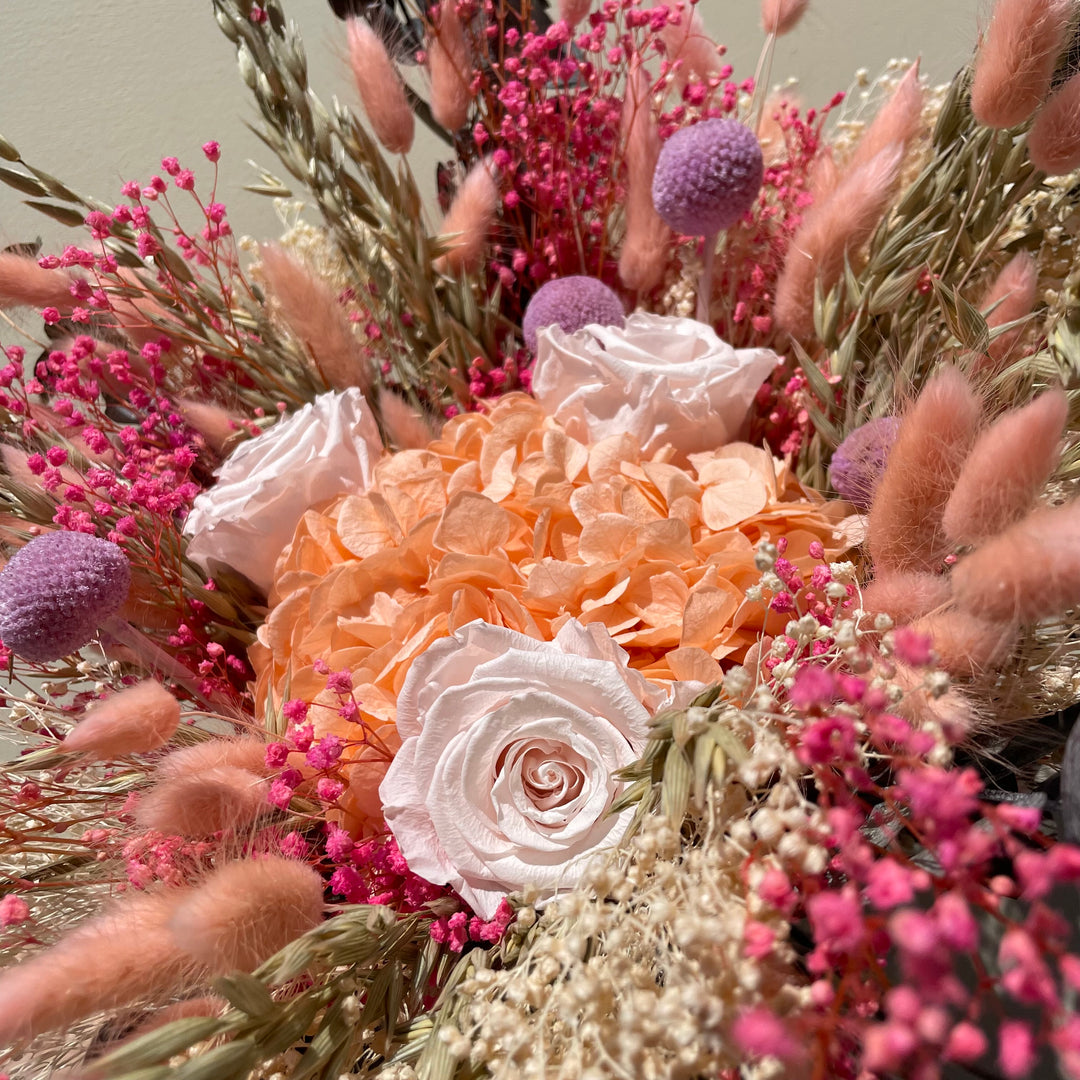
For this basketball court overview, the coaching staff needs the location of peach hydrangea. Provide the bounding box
[251,394,849,828]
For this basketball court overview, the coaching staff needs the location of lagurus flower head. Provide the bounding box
[0,531,131,662]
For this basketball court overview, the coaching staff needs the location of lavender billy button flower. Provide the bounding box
[652,118,764,237]
[829,416,901,511]
[0,531,131,663]
[651,118,763,323]
[522,275,625,353]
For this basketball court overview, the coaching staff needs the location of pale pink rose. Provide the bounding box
[184,388,382,594]
[531,312,778,459]
[379,619,667,919]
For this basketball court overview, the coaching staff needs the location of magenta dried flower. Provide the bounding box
[0,531,131,662]
[522,275,625,352]
[829,416,901,510]
[652,118,764,236]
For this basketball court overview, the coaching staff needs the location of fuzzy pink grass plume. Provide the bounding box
[428,0,473,133]
[911,610,1017,678]
[136,765,271,837]
[943,388,1067,546]
[861,571,952,625]
[155,736,271,780]
[774,144,903,339]
[761,0,808,36]
[658,5,721,91]
[891,661,977,742]
[434,158,499,274]
[169,857,324,973]
[618,63,670,293]
[1,444,83,493]
[848,62,923,176]
[63,679,180,760]
[867,367,982,574]
[108,268,178,349]
[1029,71,1080,174]
[0,891,194,1046]
[975,251,1039,369]
[259,243,372,392]
[347,19,415,155]
[0,253,73,310]
[379,388,435,449]
[952,500,1080,623]
[759,93,801,166]
[970,0,1072,129]
[558,0,592,27]
[175,398,244,455]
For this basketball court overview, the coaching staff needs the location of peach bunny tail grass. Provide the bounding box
[942,388,1067,546]
[63,679,180,760]
[618,62,670,293]
[136,766,271,837]
[974,250,1039,370]
[911,610,1018,679]
[774,144,903,339]
[759,92,802,165]
[558,0,592,28]
[658,5,721,91]
[761,0,809,37]
[952,500,1080,624]
[867,366,982,574]
[848,61,924,175]
[155,737,271,780]
[0,891,194,1046]
[861,571,952,625]
[379,388,436,449]
[107,267,177,349]
[175,398,245,455]
[970,0,1072,129]
[346,18,415,155]
[169,857,324,974]
[0,253,73,310]
[434,158,499,274]
[428,0,473,133]
[259,243,372,394]
[891,661,978,743]
[1029,70,1080,175]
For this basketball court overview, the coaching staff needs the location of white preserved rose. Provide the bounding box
[184,388,381,594]
[379,619,666,918]
[532,312,778,459]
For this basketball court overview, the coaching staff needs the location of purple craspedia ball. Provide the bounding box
[651,118,764,236]
[829,416,902,511]
[0,531,131,663]
[522,275,625,353]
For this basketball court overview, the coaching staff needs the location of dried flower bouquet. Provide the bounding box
[2,1,1080,1078]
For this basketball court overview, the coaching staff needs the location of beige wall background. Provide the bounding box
[0,0,983,256]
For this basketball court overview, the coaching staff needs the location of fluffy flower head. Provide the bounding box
[522,276,625,353]
[380,618,664,917]
[652,118,764,235]
[0,531,130,662]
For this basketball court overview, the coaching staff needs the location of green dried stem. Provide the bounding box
[794,65,1077,491]
[92,906,480,1080]
[212,0,513,404]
